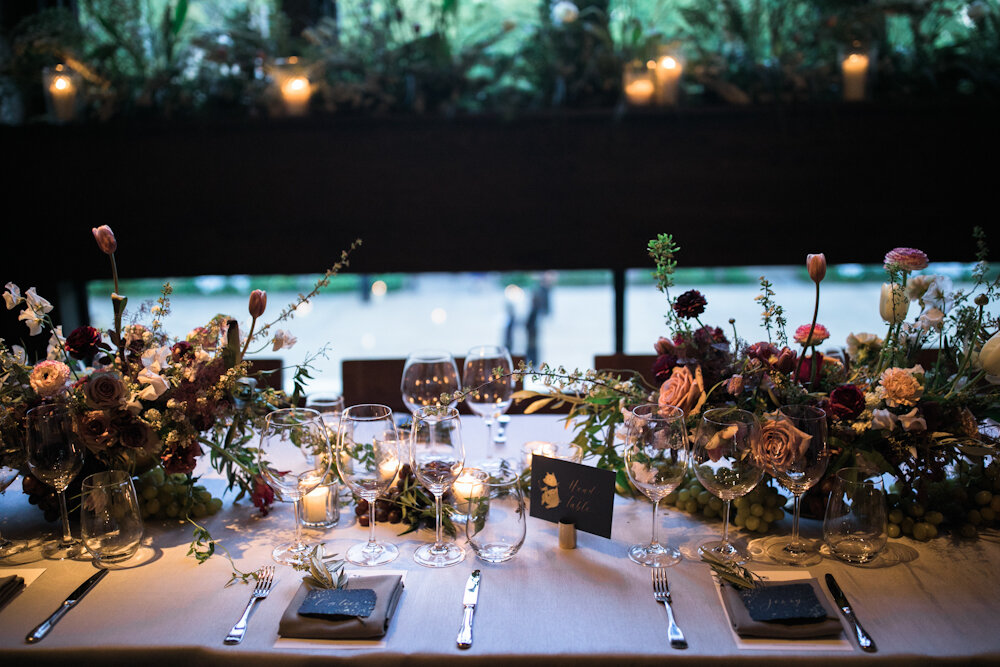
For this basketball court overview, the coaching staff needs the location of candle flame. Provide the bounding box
[660,56,678,70]
[53,76,70,91]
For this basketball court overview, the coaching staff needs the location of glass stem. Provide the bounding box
[650,499,660,546]
[434,493,444,548]
[292,498,303,548]
[721,499,732,547]
[791,493,803,549]
[58,489,73,545]
[485,417,494,458]
[367,495,378,548]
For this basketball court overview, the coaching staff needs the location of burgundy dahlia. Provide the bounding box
[65,326,102,360]
[652,353,679,383]
[828,384,865,420]
[672,290,707,319]
[251,475,275,516]
[171,340,193,362]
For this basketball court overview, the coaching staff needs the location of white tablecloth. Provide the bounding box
[1,416,998,665]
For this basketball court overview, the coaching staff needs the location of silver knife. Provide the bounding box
[456,569,481,649]
[26,569,109,644]
[825,573,876,653]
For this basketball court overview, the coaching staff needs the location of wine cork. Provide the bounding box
[559,518,576,549]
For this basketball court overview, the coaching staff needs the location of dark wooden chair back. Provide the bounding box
[593,354,660,389]
[248,358,284,391]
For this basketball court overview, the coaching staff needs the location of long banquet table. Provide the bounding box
[1,416,999,666]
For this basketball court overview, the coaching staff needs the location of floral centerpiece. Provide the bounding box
[508,231,1000,541]
[1,226,360,553]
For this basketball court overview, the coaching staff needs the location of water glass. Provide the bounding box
[298,477,340,529]
[80,470,144,564]
[465,468,526,563]
[823,467,888,564]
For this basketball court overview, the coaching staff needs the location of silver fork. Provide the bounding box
[652,568,687,649]
[225,566,275,644]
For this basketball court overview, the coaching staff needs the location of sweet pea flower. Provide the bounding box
[17,307,45,336]
[846,332,882,362]
[3,282,22,310]
[879,283,909,323]
[871,408,898,431]
[806,253,826,283]
[899,408,927,432]
[922,276,955,314]
[46,326,65,360]
[272,329,297,352]
[142,345,172,372]
[137,366,170,400]
[917,307,945,331]
[24,287,53,314]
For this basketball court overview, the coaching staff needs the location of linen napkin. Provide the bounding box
[0,575,25,611]
[278,574,404,640]
[720,579,843,640]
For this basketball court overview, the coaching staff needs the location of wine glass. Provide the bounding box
[623,403,690,567]
[410,406,466,567]
[692,408,763,564]
[306,392,349,503]
[401,350,460,415]
[257,407,330,566]
[25,403,85,560]
[1,433,28,559]
[337,404,401,566]
[761,404,829,566]
[462,344,514,464]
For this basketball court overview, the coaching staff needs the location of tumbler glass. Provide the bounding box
[823,467,887,564]
[80,470,144,564]
[465,468,526,563]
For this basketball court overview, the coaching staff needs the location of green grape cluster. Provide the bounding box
[660,474,784,534]
[135,468,223,521]
[888,460,1000,541]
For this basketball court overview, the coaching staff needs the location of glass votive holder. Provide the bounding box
[653,47,684,107]
[80,470,144,564]
[466,468,526,563]
[521,441,555,471]
[549,442,583,463]
[42,65,81,124]
[839,43,874,102]
[267,57,313,117]
[450,467,486,524]
[823,467,887,564]
[299,477,340,529]
[623,61,656,106]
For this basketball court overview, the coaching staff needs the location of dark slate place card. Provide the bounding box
[738,583,828,623]
[530,455,616,538]
[299,588,377,619]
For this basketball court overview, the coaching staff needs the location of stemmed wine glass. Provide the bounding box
[462,345,514,464]
[337,404,401,566]
[623,404,690,567]
[25,403,85,560]
[401,350,460,415]
[306,392,349,502]
[1,433,28,559]
[761,404,829,566]
[692,408,763,564]
[257,408,331,566]
[410,406,466,567]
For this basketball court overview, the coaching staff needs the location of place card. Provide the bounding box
[738,582,828,623]
[299,588,377,619]
[530,455,615,538]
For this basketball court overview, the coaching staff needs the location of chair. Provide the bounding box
[341,356,537,415]
[592,353,661,389]
[247,358,284,391]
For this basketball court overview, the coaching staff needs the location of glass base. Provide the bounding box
[767,538,823,566]
[0,538,28,560]
[414,541,465,568]
[699,540,750,565]
[42,538,85,561]
[272,541,313,566]
[347,540,399,567]
[628,542,681,568]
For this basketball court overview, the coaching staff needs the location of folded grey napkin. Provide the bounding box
[0,574,25,610]
[720,579,843,640]
[278,574,404,640]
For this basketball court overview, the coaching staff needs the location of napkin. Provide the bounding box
[278,574,404,640]
[0,575,25,611]
[720,579,843,640]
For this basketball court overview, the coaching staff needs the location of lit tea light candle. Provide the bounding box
[302,485,331,523]
[522,441,554,470]
[655,55,682,106]
[281,75,311,116]
[624,77,655,106]
[452,470,485,504]
[46,65,77,123]
[379,455,400,483]
[841,53,869,102]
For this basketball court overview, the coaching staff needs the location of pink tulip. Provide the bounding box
[248,290,267,318]
[92,225,117,254]
[806,253,826,283]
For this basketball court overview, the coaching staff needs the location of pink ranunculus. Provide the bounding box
[884,247,929,272]
[29,360,71,397]
[794,323,830,346]
[658,365,707,416]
